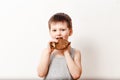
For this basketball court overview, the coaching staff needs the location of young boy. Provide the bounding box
[37,12,82,80]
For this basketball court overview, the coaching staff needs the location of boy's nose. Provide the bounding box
[56,31,61,36]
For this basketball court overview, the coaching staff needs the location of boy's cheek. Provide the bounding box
[62,36,69,40]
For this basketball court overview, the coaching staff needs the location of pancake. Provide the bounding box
[50,38,70,50]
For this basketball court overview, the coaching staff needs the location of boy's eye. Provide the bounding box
[52,29,56,32]
[61,29,65,31]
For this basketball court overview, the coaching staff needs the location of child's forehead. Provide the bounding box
[50,21,67,26]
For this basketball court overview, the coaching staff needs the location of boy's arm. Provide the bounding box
[37,48,51,77]
[64,49,82,80]
[37,39,56,78]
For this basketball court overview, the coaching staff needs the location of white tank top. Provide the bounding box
[44,48,74,80]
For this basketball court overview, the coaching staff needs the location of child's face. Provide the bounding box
[49,22,72,40]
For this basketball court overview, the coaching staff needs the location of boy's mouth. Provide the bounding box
[56,37,63,40]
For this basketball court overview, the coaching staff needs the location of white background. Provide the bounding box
[0,0,120,79]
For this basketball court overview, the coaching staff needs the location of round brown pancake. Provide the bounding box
[50,38,70,50]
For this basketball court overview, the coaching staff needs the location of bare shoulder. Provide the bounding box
[74,48,81,57]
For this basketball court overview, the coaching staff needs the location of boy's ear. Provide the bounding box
[69,29,73,36]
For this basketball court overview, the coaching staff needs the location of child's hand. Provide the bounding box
[63,45,71,55]
[48,39,58,53]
